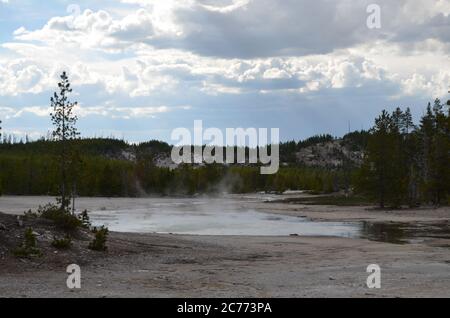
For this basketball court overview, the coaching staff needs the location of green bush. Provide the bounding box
[88,226,109,251]
[51,235,72,249]
[37,203,82,231]
[78,209,91,228]
[13,228,42,258]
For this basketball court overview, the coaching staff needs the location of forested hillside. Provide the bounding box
[0,96,448,207]
[0,135,354,196]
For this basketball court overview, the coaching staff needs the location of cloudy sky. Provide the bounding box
[0,0,449,143]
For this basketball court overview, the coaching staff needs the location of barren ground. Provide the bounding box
[0,195,449,298]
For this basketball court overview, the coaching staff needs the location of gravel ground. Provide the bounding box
[0,196,449,298]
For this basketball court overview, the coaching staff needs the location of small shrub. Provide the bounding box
[51,212,82,231]
[24,227,37,247]
[88,226,109,251]
[13,228,42,258]
[51,235,72,249]
[37,203,82,231]
[37,203,61,218]
[24,209,38,219]
[78,210,91,229]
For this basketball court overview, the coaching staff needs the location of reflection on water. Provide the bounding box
[361,222,408,244]
[361,221,450,244]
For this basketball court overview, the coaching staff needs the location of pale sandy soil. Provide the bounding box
[250,201,450,223]
[0,195,449,298]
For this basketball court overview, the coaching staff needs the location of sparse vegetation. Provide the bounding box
[13,228,42,258]
[51,235,72,249]
[78,209,91,229]
[36,203,82,231]
[24,203,94,233]
[88,226,109,251]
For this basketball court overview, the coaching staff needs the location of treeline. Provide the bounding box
[0,98,448,205]
[0,132,366,164]
[0,130,360,197]
[0,133,347,197]
[0,151,346,196]
[355,100,449,207]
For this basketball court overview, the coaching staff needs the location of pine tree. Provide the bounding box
[431,99,449,205]
[356,110,408,208]
[399,107,420,207]
[402,108,415,134]
[419,99,450,206]
[363,111,391,207]
[50,72,80,211]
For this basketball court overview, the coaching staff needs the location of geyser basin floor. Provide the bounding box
[89,205,359,237]
[87,198,450,243]
[1,196,449,297]
[2,195,449,243]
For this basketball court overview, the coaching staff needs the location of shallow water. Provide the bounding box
[360,221,450,244]
[2,195,448,242]
[87,197,450,243]
[88,197,360,237]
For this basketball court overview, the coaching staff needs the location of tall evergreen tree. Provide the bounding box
[50,72,80,211]
[356,109,409,207]
[418,99,450,205]
[402,108,420,206]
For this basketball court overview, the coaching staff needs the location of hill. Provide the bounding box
[0,130,368,169]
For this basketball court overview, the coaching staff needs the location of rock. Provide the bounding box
[329,276,336,281]
[0,223,6,231]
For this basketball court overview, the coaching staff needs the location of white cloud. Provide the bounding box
[199,0,250,13]
[0,106,50,119]
[263,68,291,80]
[0,104,189,120]
[75,105,169,119]
[1,0,449,142]
[14,9,155,53]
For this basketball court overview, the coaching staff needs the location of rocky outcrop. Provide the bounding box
[296,140,363,168]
